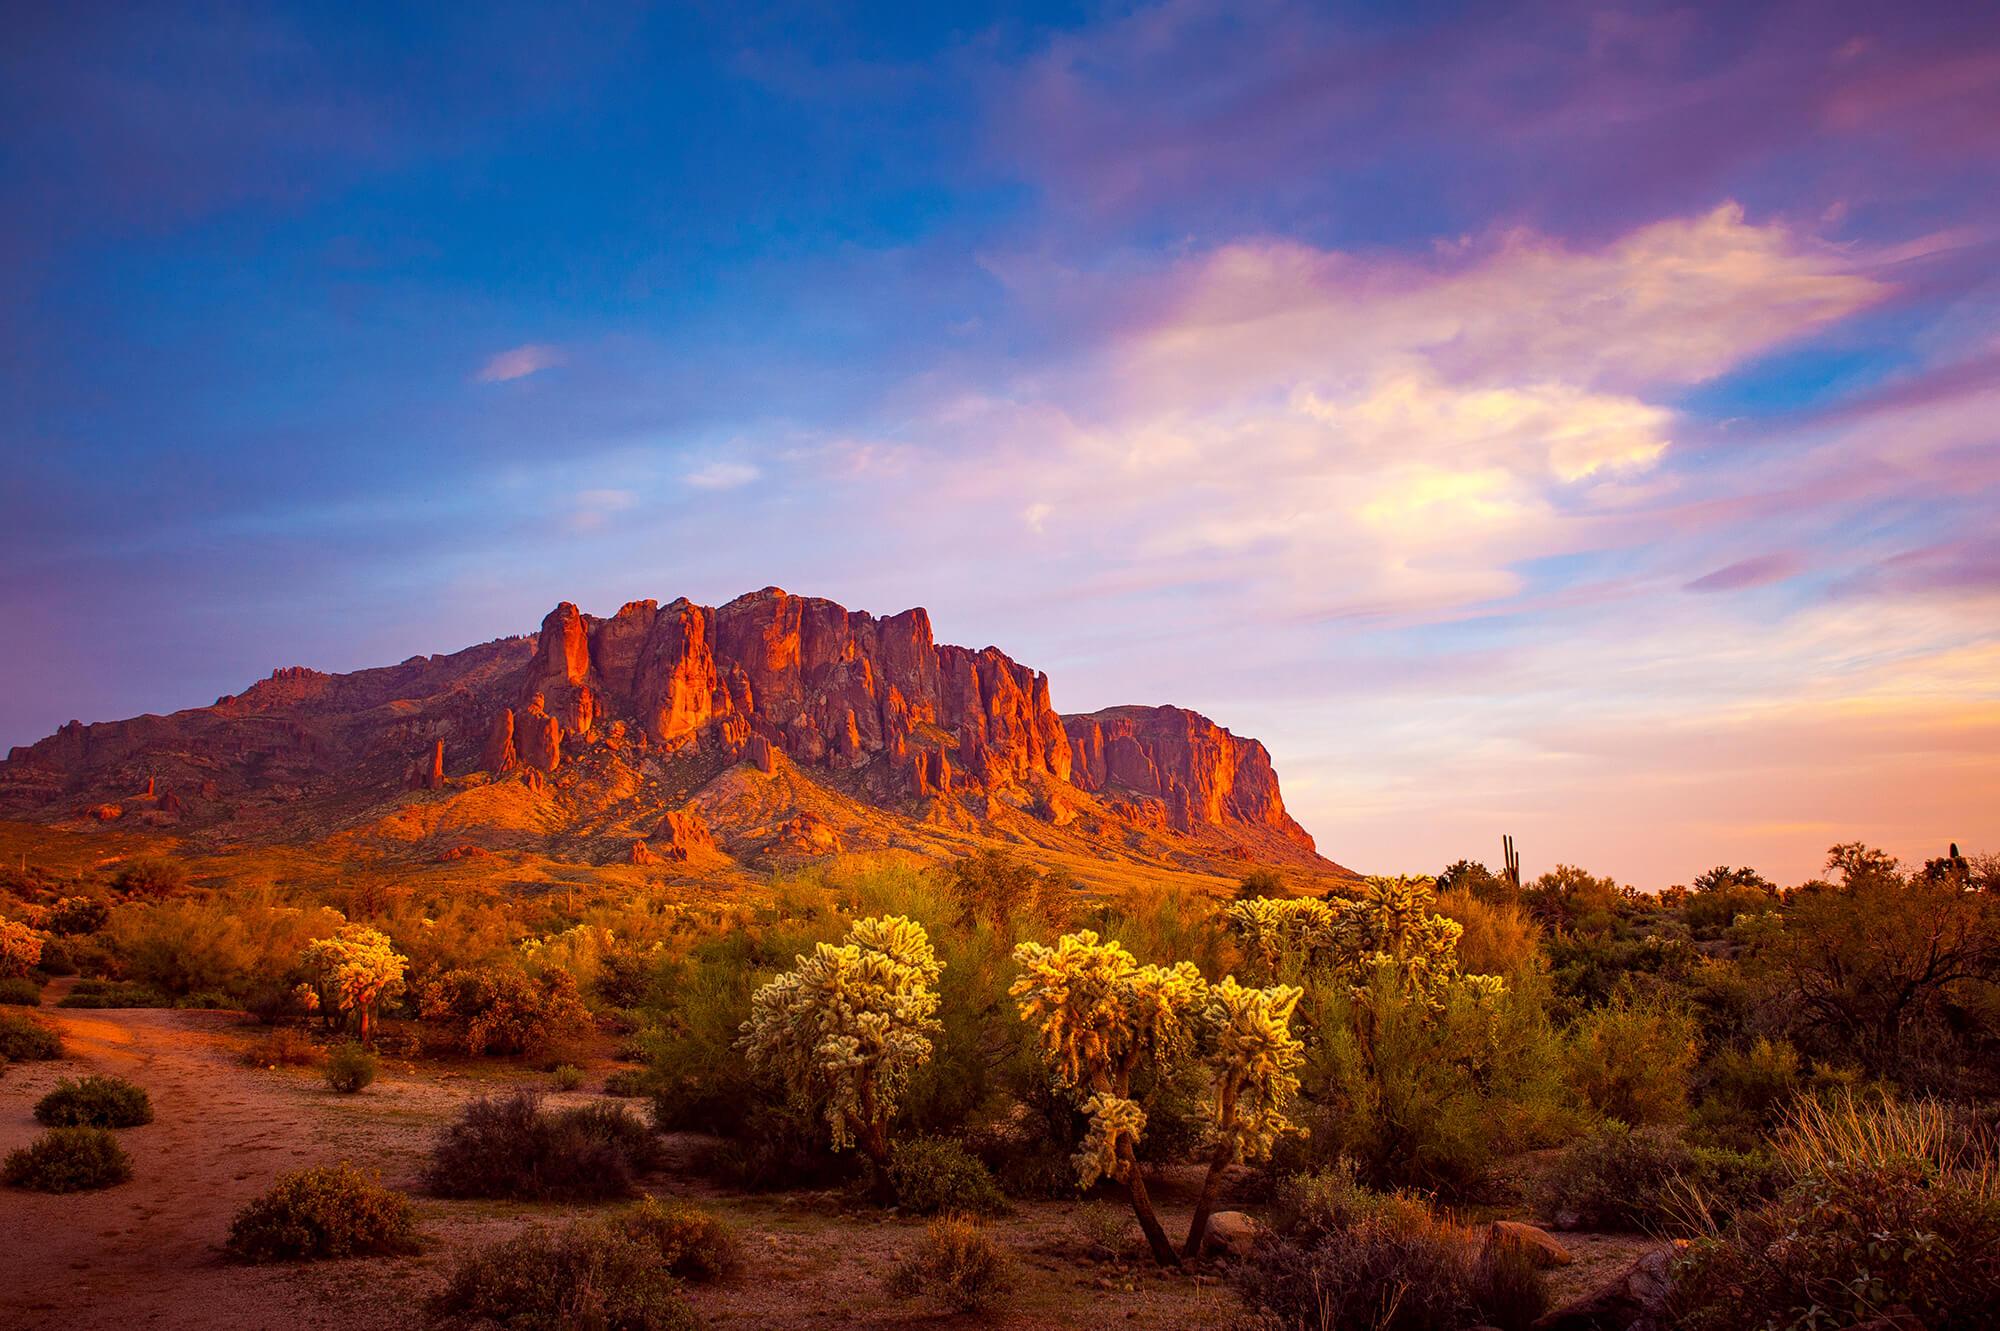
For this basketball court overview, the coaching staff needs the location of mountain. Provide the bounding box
[0,588,1341,880]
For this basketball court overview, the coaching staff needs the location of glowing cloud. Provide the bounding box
[475,344,565,383]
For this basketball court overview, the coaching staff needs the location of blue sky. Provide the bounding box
[4,1,1998,884]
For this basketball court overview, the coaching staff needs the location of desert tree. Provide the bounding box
[737,914,942,1178]
[298,924,408,1047]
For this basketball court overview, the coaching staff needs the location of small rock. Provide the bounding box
[1532,1248,1672,1331]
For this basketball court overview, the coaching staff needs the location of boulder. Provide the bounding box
[1198,1211,1261,1259]
[1485,1220,1572,1269]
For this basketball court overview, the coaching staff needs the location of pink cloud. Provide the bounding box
[475,343,564,383]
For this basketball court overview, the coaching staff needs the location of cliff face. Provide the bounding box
[0,588,1324,866]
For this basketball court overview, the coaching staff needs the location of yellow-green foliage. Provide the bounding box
[0,918,45,978]
[298,924,408,1044]
[1010,929,1206,1187]
[1202,976,1305,1165]
[1562,998,1697,1127]
[108,896,344,998]
[737,914,942,1162]
[1225,876,1499,1009]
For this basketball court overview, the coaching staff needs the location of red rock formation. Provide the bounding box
[0,587,1330,870]
[629,839,659,866]
[652,808,715,861]
[1064,705,1315,855]
[481,709,518,773]
[426,739,446,789]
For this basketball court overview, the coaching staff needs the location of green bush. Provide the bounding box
[3,1127,133,1192]
[32,937,78,976]
[0,1011,62,1060]
[608,1197,738,1282]
[602,1067,654,1098]
[887,1215,1013,1315]
[111,857,189,898]
[0,976,41,1005]
[46,896,111,936]
[226,1162,420,1262]
[1533,1124,1775,1233]
[426,1092,662,1202]
[887,1137,1006,1215]
[324,1043,378,1093]
[431,1222,698,1331]
[1670,1161,2000,1331]
[1561,999,1698,1127]
[1691,1037,1803,1151]
[35,1074,154,1128]
[550,1063,584,1091]
[416,965,593,1058]
[56,979,169,1008]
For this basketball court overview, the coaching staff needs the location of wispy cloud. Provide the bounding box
[1686,552,1802,593]
[476,343,565,383]
[683,460,761,490]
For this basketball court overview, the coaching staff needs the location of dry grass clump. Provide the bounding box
[606,1197,739,1282]
[1667,1093,2000,1331]
[241,1027,322,1068]
[887,1214,1014,1315]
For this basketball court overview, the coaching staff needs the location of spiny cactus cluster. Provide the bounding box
[298,924,408,1046]
[738,914,943,1169]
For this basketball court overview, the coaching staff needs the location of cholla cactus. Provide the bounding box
[1227,877,1501,1011]
[1184,975,1305,1256]
[0,917,44,979]
[738,914,942,1172]
[298,924,407,1046]
[1010,930,1208,1265]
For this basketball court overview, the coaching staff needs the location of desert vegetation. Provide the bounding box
[2,836,1998,1329]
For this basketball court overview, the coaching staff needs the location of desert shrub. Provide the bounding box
[887,1137,1007,1216]
[1561,999,1698,1126]
[989,1138,1079,1200]
[1069,1200,1136,1259]
[56,978,169,1008]
[1533,1124,1775,1233]
[1467,1239,1551,1331]
[324,1042,378,1093]
[550,1063,585,1091]
[225,1162,419,1262]
[108,896,344,1001]
[32,937,78,976]
[1241,1192,1481,1331]
[602,1067,653,1098]
[425,1092,661,1202]
[887,1214,1013,1315]
[1271,1161,1435,1242]
[946,849,1073,936]
[695,1104,857,1192]
[608,1197,738,1282]
[1304,970,1570,1196]
[0,918,45,977]
[46,896,110,936]
[0,976,41,1005]
[0,1010,62,1060]
[416,964,592,1058]
[1437,887,1544,983]
[431,1222,697,1331]
[242,1027,322,1067]
[1692,1037,1803,1150]
[3,1126,133,1192]
[1669,1097,2000,1331]
[35,1074,154,1127]
[111,857,188,897]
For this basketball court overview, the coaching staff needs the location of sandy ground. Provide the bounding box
[1,998,1655,1330]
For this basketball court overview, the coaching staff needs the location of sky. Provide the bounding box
[3,1,1997,887]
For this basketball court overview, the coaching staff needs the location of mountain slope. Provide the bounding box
[0,588,1341,878]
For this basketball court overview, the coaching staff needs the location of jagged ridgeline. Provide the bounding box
[0,588,1342,875]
